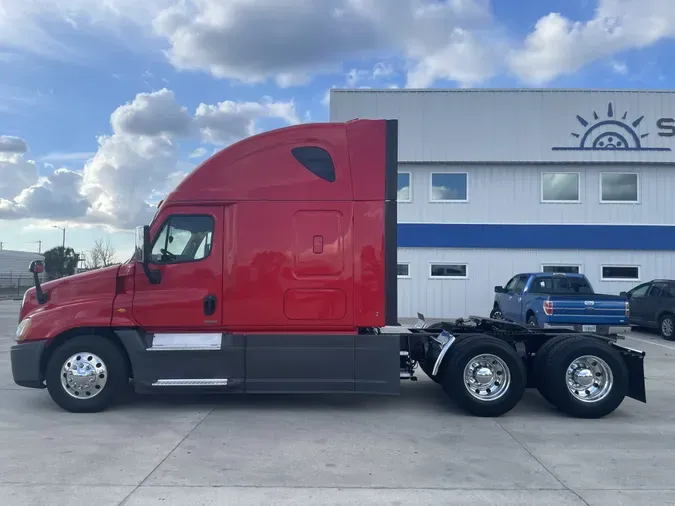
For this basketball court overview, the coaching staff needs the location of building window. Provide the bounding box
[600,173,639,203]
[430,263,468,279]
[541,172,580,202]
[397,172,411,202]
[542,264,580,274]
[601,265,640,281]
[397,263,410,277]
[430,172,468,202]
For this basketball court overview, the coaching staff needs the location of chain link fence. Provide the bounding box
[0,272,45,299]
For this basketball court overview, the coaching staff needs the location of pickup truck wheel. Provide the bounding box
[527,315,538,327]
[543,337,628,419]
[489,308,503,320]
[45,335,128,413]
[440,336,526,417]
[660,314,675,341]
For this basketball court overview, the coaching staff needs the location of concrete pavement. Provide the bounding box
[2,300,675,505]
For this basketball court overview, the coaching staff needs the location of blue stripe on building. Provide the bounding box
[398,223,675,251]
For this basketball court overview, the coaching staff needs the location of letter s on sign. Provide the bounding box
[657,118,675,137]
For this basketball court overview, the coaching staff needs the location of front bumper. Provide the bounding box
[10,340,47,389]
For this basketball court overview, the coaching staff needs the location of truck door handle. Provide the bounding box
[203,295,217,316]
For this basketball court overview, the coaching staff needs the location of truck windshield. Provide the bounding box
[530,276,593,294]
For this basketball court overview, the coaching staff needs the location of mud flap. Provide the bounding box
[611,342,647,403]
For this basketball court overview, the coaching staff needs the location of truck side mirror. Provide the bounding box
[28,260,47,304]
[494,285,505,293]
[620,291,628,297]
[135,225,161,285]
[29,260,44,274]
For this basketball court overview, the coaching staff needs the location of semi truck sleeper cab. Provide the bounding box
[10,119,647,418]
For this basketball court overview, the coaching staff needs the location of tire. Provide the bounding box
[660,313,675,341]
[440,335,526,417]
[489,307,503,320]
[527,314,538,328]
[542,337,628,419]
[427,321,453,332]
[533,334,579,405]
[45,334,129,413]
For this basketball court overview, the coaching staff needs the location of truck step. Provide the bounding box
[151,378,229,387]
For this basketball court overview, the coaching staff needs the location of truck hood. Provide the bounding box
[21,265,121,321]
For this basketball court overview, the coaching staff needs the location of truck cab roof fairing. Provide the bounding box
[163,121,386,205]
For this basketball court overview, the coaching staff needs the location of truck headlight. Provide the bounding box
[16,317,32,341]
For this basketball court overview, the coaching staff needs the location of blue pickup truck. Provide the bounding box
[489,272,629,335]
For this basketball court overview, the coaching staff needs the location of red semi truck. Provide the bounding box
[11,118,646,418]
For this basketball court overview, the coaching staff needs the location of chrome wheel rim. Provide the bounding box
[60,352,108,399]
[463,353,511,401]
[491,310,503,320]
[662,318,673,337]
[566,355,613,403]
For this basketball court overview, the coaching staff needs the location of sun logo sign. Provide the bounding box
[552,102,671,152]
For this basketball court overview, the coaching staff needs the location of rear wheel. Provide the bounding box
[440,336,526,417]
[45,335,129,413]
[527,314,538,328]
[660,313,675,341]
[533,334,578,405]
[541,337,628,418]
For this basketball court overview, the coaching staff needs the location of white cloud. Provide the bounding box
[0,89,300,228]
[509,0,675,84]
[611,60,628,75]
[195,97,300,146]
[3,0,675,89]
[152,0,500,88]
[189,147,207,159]
[0,151,37,200]
[0,135,28,153]
[110,88,193,137]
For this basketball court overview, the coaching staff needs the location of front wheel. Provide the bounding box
[489,307,503,320]
[541,336,628,418]
[45,335,129,413]
[440,336,526,417]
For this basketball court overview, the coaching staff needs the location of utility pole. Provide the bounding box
[25,241,42,253]
[53,226,66,248]
[0,241,3,250]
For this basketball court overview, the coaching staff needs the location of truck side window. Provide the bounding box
[150,215,215,264]
[504,276,519,292]
[649,283,668,297]
[513,276,528,293]
[530,277,550,293]
[629,283,650,298]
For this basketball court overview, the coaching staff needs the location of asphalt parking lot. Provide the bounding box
[2,300,675,505]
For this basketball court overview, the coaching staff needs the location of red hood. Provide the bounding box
[21,265,121,321]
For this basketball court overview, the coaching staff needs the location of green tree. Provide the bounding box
[43,246,79,279]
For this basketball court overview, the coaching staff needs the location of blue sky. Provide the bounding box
[0,0,673,264]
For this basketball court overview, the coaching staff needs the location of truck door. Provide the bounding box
[502,275,529,322]
[626,282,651,325]
[644,282,671,327]
[133,206,223,329]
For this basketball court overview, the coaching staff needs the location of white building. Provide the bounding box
[0,249,44,296]
[330,89,675,319]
